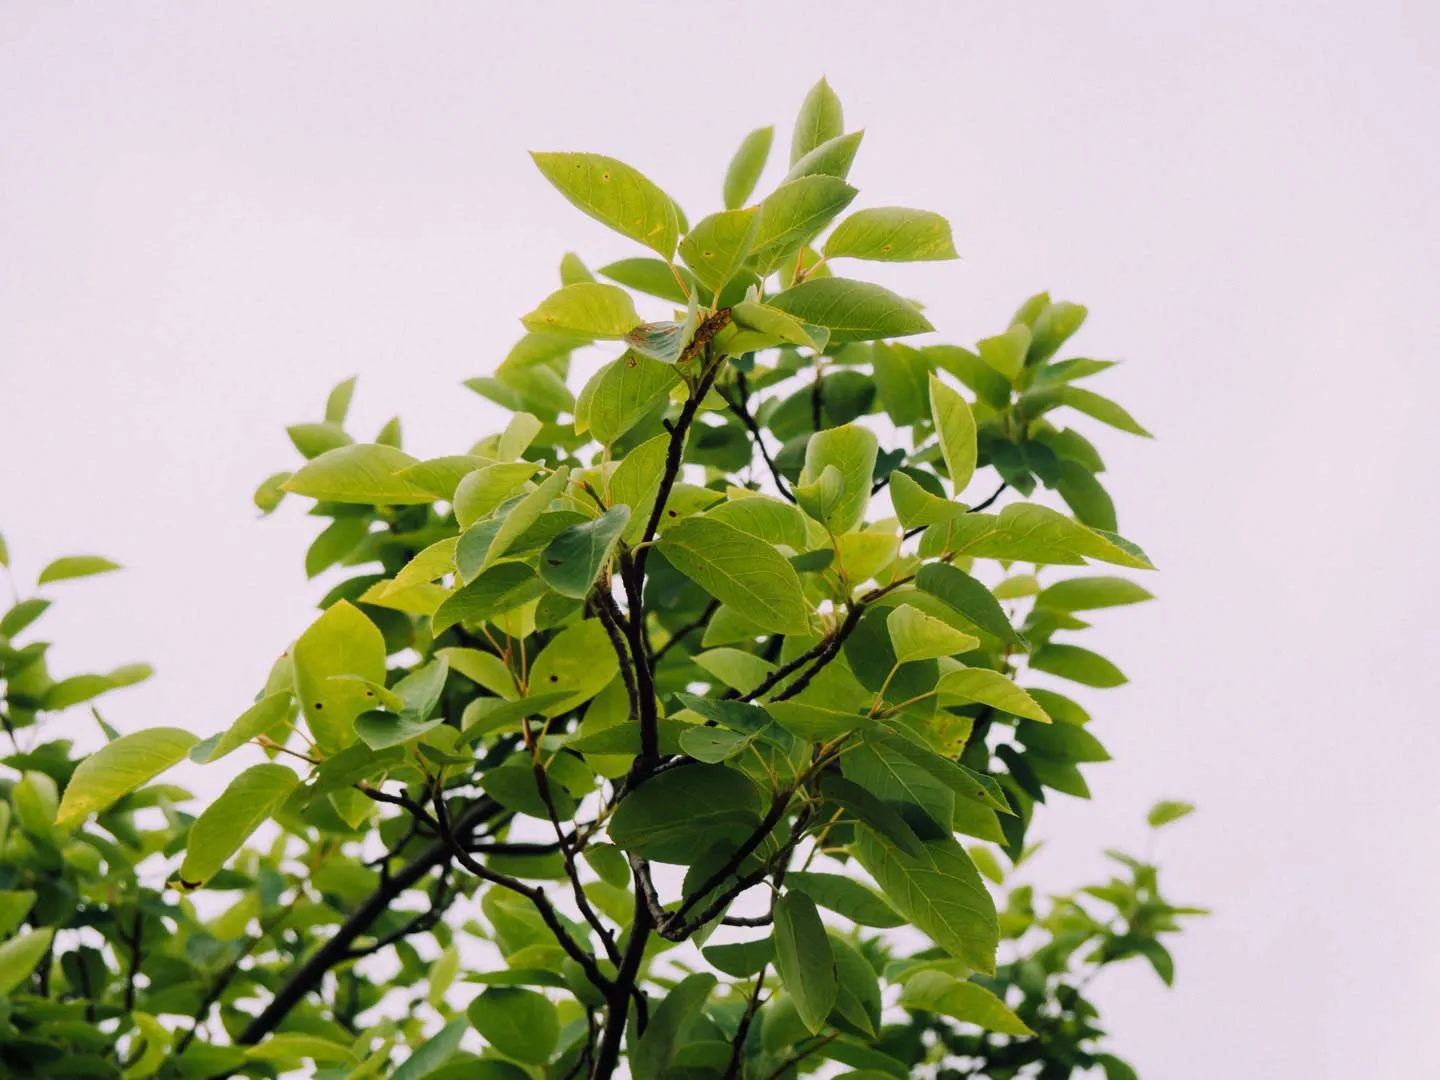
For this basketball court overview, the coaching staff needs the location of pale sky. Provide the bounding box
[3,3,1437,1076]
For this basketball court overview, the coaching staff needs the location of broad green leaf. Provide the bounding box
[1027,300,1088,365]
[608,431,668,544]
[929,373,977,495]
[872,342,931,425]
[749,176,857,274]
[680,207,759,296]
[588,353,682,445]
[283,444,435,505]
[597,257,693,305]
[1016,718,1108,761]
[392,1018,468,1080]
[287,422,353,458]
[702,937,774,978]
[694,648,777,691]
[1029,644,1127,687]
[774,891,838,1034]
[178,764,299,887]
[899,971,1033,1035]
[431,563,547,636]
[791,77,844,165]
[43,663,153,710]
[926,344,1012,409]
[526,619,620,716]
[461,466,571,576]
[705,493,809,550]
[803,423,878,534]
[55,727,197,826]
[498,412,543,460]
[794,464,844,529]
[323,375,356,425]
[844,733,953,834]
[887,604,980,663]
[830,933,883,1037]
[888,471,963,531]
[679,725,752,763]
[37,555,121,585]
[609,764,762,864]
[201,691,295,762]
[292,600,386,750]
[539,505,630,598]
[825,207,957,262]
[14,771,58,838]
[531,151,681,258]
[787,870,903,928]
[632,972,718,1080]
[723,125,773,210]
[0,597,50,638]
[452,463,539,527]
[732,300,828,352]
[658,517,810,635]
[354,659,449,749]
[0,891,36,937]
[820,773,923,856]
[245,1034,355,1065]
[766,701,869,741]
[922,503,1155,570]
[837,528,901,584]
[426,946,461,1009]
[852,828,998,973]
[938,668,1051,722]
[770,278,933,343]
[520,282,639,339]
[1036,574,1153,611]
[1148,799,1197,828]
[783,130,864,183]
[1023,384,1150,436]
[436,647,516,699]
[1056,459,1117,531]
[915,563,1026,646]
[0,927,53,994]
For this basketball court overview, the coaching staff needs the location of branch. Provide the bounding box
[591,866,656,1079]
[663,789,795,933]
[721,374,795,503]
[651,598,720,663]
[237,797,503,1045]
[722,966,769,1080]
[340,865,452,961]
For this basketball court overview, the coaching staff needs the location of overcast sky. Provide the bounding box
[3,2,1437,1076]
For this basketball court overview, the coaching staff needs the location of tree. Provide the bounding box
[0,78,1202,1079]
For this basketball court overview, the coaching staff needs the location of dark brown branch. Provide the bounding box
[340,866,452,961]
[591,866,656,1079]
[721,374,795,503]
[722,967,769,1080]
[651,598,720,663]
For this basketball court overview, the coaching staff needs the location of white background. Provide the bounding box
[3,3,1437,1076]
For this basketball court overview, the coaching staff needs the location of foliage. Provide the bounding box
[0,79,1202,1079]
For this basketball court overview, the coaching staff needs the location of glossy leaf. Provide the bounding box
[915,563,1026,646]
[56,728,197,826]
[587,354,682,445]
[466,987,559,1064]
[938,668,1051,722]
[520,282,639,339]
[929,373,977,495]
[283,444,436,505]
[723,125,773,210]
[887,604,981,663]
[786,870,904,928]
[774,891,838,1034]
[899,970,1033,1035]
[825,207,958,262]
[790,77,844,165]
[749,176,857,274]
[769,278,933,343]
[658,517,810,635]
[539,505,630,598]
[531,151,681,258]
[680,207,759,296]
[178,764,299,888]
[803,423,878,534]
[608,764,761,864]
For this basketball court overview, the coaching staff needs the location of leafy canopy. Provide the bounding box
[0,78,1201,1080]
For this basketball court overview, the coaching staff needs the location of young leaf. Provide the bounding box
[929,373,977,495]
[749,176,858,274]
[899,970,1033,1035]
[657,517,810,635]
[1029,644,1127,687]
[825,208,958,262]
[520,282,640,339]
[0,927,55,995]
[531,151,681,259]
[178,764,299,888]
[539,505,630,598]
[887,604,981,663]
[292,600,387,751]
[283,444,435,505]
[724,125,774,210]
[769,278,933,343]
[55,727,197,826]
[588,354,682,445]
[558,251,594,285]
[1148,799,1197,828]
[431,563,547,636]
[802,423,878,534]
[790,77,844,165]
[774,891,838,1034]
[201,692,296,762]
[783,130,865,183]
[631,972,719,1080]
[37,556,121,585]
[680,207,759,296]
[915,563,1027,646]
[937,668,1051,722]
[1027,300,1088,364]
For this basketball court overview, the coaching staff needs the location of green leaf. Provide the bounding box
[452,463,538,527]
[1036,574,1153,611]
[55,727,197,826]
[766,701,870,742]
[1023,384,1151,437]
[926,344,1012,409]
[731,300,828,352]
[459,466,572,576]
[702,937,774,978]
[705,492,809,550]
[526,619,620,716]
[597,257,693,305]
[1148,799,1197,828]
[0,927,54,994]
[609,432,668,544]
[42,663,153,710]
[922,503,1155,570]
[292,600,387,751]
[539,506,629,598]
[774,891,838,1034]
[929,373,977,495]
[466,985,559,1064]
[631,972,718,1080]
[887,604,981,663]
[323,375,357,425]
[520,282,639,339]
[786,870,903,927]
[783,130,865,183]
[0,529,7,568]
[498,412,543,461]
[1016,718,1108,761]
[287,422,353,459]
[200,691,295,762]
[825,208,957,262]
[852,828,998,973]
[283,444,435,505]
[1026,300,1088,365]
[0,891,36,937]
[559,251,594,285]
[178,764,299,888]
[0,598,50,638]
[678,726,752,763]
[889,471,964,530]
[680,207,759,296]
[694,648,776,692]
[1029,644,1127,687]
[871,342,931,426]
[791,77,844,165]
[609,764,762,864]
[658,518,810,635]
[37,555,121,585]
[794,464,844,530]
[819,774,922,857]
[723,125,774,210]
[531,151,681,259]
[915,563,1026,647]
[431,563,547,636]
[588,354,682,445]
[253,472,290,514]
[245,1034,355,1065]
[899,971,1033,1035]
[749,176,858,274]
[392,1018,468,1080]
[803,424,878,534]
[769,278,932,343]
[1056,460,1117,531]
[937,668,1050,722]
